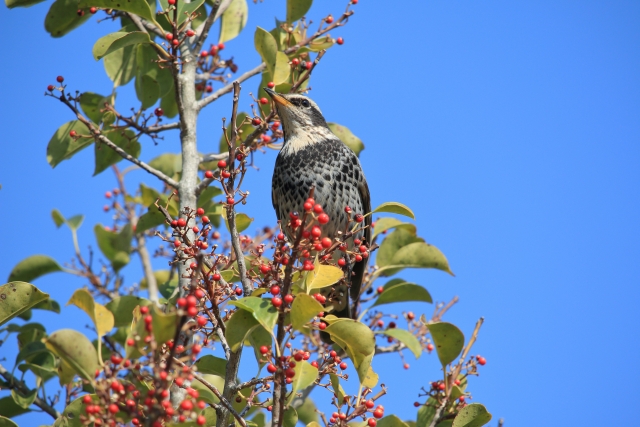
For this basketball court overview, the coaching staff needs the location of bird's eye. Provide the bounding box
[301,99,310,108]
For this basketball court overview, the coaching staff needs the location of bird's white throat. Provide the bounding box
[281,126,335,155]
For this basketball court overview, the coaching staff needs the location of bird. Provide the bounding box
[265,88,371,320]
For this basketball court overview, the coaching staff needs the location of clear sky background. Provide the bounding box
[1,1,639,426]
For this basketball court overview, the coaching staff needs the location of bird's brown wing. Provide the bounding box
[349,177,372,303]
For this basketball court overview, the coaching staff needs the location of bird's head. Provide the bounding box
[264,89,330,142]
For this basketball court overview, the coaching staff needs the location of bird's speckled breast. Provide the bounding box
[272,136,366,242]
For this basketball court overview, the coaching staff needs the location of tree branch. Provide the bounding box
[193,0,232,54]
[0,363,61,419]
[197,63,266,112]
[56,93,179,189]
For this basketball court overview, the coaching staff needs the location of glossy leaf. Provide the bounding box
[225,211,254,234]
[376,228,423,269]
[194,355,227,377]
[8,256,63,283]
[105,296,150,328]
[372,281,432,307]
[93,31,150,60]
[79,92,110,123]
[44,0,90,37]
[44,329,100,384]
[273,51,291,85]
[306,264,344,291]
[378,415,410,427]
[325,319,375,384]
[225,308,261,351]
[219,0,248,43]
[67,289,114,337]
[5,0,45,8]
[286,0,312,22]
[78,0,158,25]
[378,329,422,358]
[46,120,92,168]
[94,224,132,271]
[424,321,464,368]
[0,282,50,327]
[380,242,453,276]
[286,360,318,404]
[328,123,364,156]
[104,44,137,87]
[452,404,492,427]
[372,217,416,239]
[371,202,415,219]
[254,26,278,76]
[329,373,345,403]
[94,129,141,175]
[229,297,278,332]
[290,293,323,332]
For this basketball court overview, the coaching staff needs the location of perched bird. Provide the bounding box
[265,88,371,319]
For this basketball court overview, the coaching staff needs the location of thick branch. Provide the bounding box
[56,94,179,189]
[0,363,60,419]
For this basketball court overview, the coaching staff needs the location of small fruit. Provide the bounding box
[186,29,195,37]
[318,213,329,224]
[177,218,186,227]
[267,81,275,88]
[166,33,173,40]
[373,409,384,419]
[336,37,344,45]
[272,297,282,307]
[267,363,277,373]
[201,215,210,223]
[218,42,225,50]
[426,343,434,352]
[365,400,375,409]
[260,345,269,354]
[47,85,55,91]
[284,294,294,304]
[368,419,377,427]
[200,50,208,57]
[217,160,227,168]
[69,130,77,137]
[260,97,268,105]
[154,107,163,117]
[197,316,207,327]
[326,15,334,24]
[235,288,242,295]
[90,6,97,13]
[56,76,64,83]
[252,117,262,126]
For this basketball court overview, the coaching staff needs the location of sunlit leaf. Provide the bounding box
[229,297,278,332]
[329,373,345,403]
[377,242,452,276]
[371,202,415,219]
[45,0,90,37]
[328,123,364,156]
[0,282,50,327]
[94,129,141,175]
[225,211,254,234]
[46,120,93,168]
[5,0,45,8]
[79,92,109,123]
[372,217,416,240]
[8,256,63,283]
[306,264,344,291]
[325,319,375,384]
[94,224,132,271]
[137,205,166,233]
[67,289,115,337]
[377,415,409,427]
[0,416,19,427]
[372,281,432,307]
[44,329,100,384]
[125,304,178,359]
[452,404,492,427]
[376,228,423,269]
[254,26,278,76]
[286,0,311,22]
[79,0,158,25]
[286,360,318,404]
[194,355,227,377]
[104,44,137,87]
[219,0,248,43]
[273,51,291,85]
[290,293,323,333]
[377,328,422,358]
[225,308,261,352]
[10,388,37,409]
[93,31,150,60]
[423,321,464,368]
[283,407,298,427]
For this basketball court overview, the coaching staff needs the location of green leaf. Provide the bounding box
[307,35,334,51]
[219,0,248,43]
[78,0,158,25]
[51,210,84,231]
[247,323,272,367]
[377,329,422,358]
[15,341,49,365]
[0,282,50,327]
[372,217,416,240]
[5,0,45,8]
[0,416,19,427]
[44,329,100,384]
[225,308,262,352]
[136,44,173,98]
[283,407,298,427]
[377,415,409,427]
[273,51,291,85]
[93,31,150,60]
[325,319,375,384]
[377,242,453,276]
[371,202,415,219]
[94,224,132,271]
[329,373,345,403]
[290,293,323,333]
[294,398,319,425]
[176,0,205,26]
[67,289,115,337]
[11,388,37,409]
[0,397,30,418]
[45,0,90,37]
[149,153,182,178]
[225,211,254,234]
[452,404,492,427]
[327,123,364,156]
[16,323,47,348]
[160,80,178,117]
[229,297,278,332]
[20,351,57,381]
[424,321,464,368]
[52,209,65,228]
[137,205,166,233]
[306,264,344,291]
[376,228,423,269]
[254,26,278,76]
[46,120,92,168]
[104,44,137,87]
[372,281,432,307]
[135,74,160,109]
[416,398,438,427]
[8,256,63,283]
[194,355,227,377]
[31,298,61,314]
[79,92,109,123]
[286,0,312,22]
[94,129,141,175]
[105,296,151,327]
[125,304,178,359]
[286,360,318,404]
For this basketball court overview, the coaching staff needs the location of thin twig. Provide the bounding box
[193,0,230,54]
[290,49,326,93]
[197,63,267,112]
[0,363,61,419]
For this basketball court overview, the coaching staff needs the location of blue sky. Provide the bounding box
[1,1,639,426]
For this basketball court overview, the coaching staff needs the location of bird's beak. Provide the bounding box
[264,87,292,107]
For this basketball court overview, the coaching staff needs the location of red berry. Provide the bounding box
[56,76,64,83]
[377,286,384,294]
[303,202,313,211]
[200,50,208,57]
[252,117,261,126]
[168,0,175,4]
[172,39,180,46]
[260,345,269,354]
[267,81,275,88]
[336,37,344,45]
[226,197,234,205]
[192,344,202,354]
[355,214,364,223]
[320,237,332,248]
[438,382,446,391]
[201,215,210,223]
[166,33,173,40]
[311,226,322,238]
[318,213,329,224]
[368,419,377,427]
[352,0,358,3]
[47,84,55,91]
[312,204,323,214]
[90,6,97,13]
[403,363,409,369]
[127,338,135,346]
[108,403,119,414]
[177,298,187,308]
[291,58,300,66]
[212,273,221,281]
[271,297,282,307]
[339,362,347,370]
[186,29,195,37]
[177,218,186,227]
[154,108,163,118]
[210,46,218,55]
[284,294,294,304]
[260,264,270,274]
[318,322,326,330]
[427,343,434,352]
[260,97,268,105]
[217,160,227,168]
[235,287,242,295]
[261,134,272,143]
[326,15,334,24]
[187,306,198,316]
[267,363,277,374]
[373,409,383,419]
[110,353,123,364]
[69,130,77,137]
[83,395,93,404]
[377,320,384,328]
[355,254,363,262]
[218,42,225,50]
[222,170,231,178]
[277,233,285,240]
[338,258,346,267]
[270,285,280,295]
[180,400,193,411]
[478,357,486,366]
[407,311,415,320]
[196,415,206,425]
[197,316,207,327]
[173,240,181,248]
[205,86,213,93]
[203,171,213,180]
[365,400,375,409]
